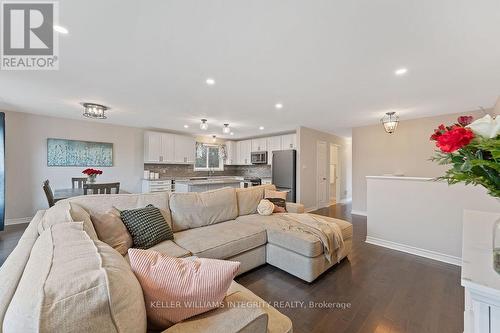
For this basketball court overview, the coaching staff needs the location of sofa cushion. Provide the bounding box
[147,240,191,258]
[236,214,353,258]
[120,205,174,249]
[128,249,240,326]
[64,192,173,227]
[173,220,267,259]
[236,184,276,216]
[3,222,146,333]
[169,188,238,232]
[37,201,98,240]
[164,284,269,333]
[91,208,133,256]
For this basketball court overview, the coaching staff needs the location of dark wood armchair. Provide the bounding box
[43,180,57,207]
[83,182,120,195]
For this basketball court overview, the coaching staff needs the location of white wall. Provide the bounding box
[352,110,485,213]
[4,111,145,220]
[297,126,352,211]
[366,177,500,264]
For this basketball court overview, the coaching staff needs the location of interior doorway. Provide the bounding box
[329,144,340,205]
[316,141,329,209]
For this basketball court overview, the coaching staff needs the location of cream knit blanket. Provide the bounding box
[274,213,345,263]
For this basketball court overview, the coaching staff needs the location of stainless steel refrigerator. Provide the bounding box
[272,150,296,202]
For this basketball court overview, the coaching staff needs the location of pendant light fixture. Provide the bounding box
[82,103,109,119]
[200,119,208,130]
[222,124,231,134]
[212,135,217,143]
[381,112,399,134]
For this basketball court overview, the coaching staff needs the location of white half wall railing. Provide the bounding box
[366,176,500,266]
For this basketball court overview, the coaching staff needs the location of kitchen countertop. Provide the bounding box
[175,178,242,185]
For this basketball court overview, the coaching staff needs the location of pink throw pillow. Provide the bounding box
[128,249,240,327]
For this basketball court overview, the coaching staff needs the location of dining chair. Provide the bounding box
[72,177,87,189]
[43,180,56,207]
[83,182,120,195]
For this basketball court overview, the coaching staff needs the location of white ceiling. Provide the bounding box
[1,0,500,139]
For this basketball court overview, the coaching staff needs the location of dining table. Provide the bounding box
[53,188,130,201]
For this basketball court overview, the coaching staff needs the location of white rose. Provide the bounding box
[466,114,500,138]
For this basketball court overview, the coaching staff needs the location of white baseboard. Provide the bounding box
[5,217,32,226]
[365,236,461,266]
[351,210,367,216]
[305,206,318,213]
[339,197,352,204]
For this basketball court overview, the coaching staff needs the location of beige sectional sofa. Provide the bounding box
[0,184,353,333]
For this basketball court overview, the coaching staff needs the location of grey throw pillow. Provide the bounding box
[120,205,174,249]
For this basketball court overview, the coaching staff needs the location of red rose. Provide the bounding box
[457,116,473,126]
[430,124,447,141]
[435,127,475,153]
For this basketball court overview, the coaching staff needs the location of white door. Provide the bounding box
[329,144,339,204]
[317,141,329,208]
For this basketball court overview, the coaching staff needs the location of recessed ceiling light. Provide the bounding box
[53,25,68,34]
[259,126,265,130]
[183,124,189,128]
[205,78,215,85]
[275,103,283,109]
[230,132,234,136]
[395,68,408,76]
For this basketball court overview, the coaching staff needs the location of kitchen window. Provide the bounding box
[194,144,224,171]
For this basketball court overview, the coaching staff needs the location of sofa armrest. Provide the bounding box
[163,292,268,333]
[286,202,305,214]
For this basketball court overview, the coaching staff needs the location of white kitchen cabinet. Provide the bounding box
[266,136,282,165]
[145,131,195,164]
[251,138,267,152]
[144,131,174,163]
[142,179,174,193]
[281,133,297,150]
[144,131,162,163]
[225,141,238,165]
[237,140,252,165]
[174,135,195,164]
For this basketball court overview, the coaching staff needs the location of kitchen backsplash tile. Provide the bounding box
[144,164,271,179]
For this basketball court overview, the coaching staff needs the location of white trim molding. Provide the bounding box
[5,217,32,226]
[305,206,319,213]
[351,210,367,216]
[365,236,461,266]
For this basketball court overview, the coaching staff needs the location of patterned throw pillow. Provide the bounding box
[267,198,287,213]
[120,205,174,249]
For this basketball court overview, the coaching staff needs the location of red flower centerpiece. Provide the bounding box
[82,168,103,183]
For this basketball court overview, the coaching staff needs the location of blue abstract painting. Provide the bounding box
[47,138,113,167]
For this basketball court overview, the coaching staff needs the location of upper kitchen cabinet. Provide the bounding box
[237,140,252,165]
[225,141,237,165]
[281,133,297,150]
[251,138,267,152]
[266,136,282,165]
[174,135,195,164]
[144,131,174,163]
[144,131,194,164]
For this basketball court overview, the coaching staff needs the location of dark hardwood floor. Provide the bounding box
[0,204,463,333]
[236,204,464,333]
[0,223,28,266]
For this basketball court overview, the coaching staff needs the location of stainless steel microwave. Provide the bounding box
[251,151,268,164]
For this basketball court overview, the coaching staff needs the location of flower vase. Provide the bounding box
[494,218,500,275]
[88,175,97,184]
